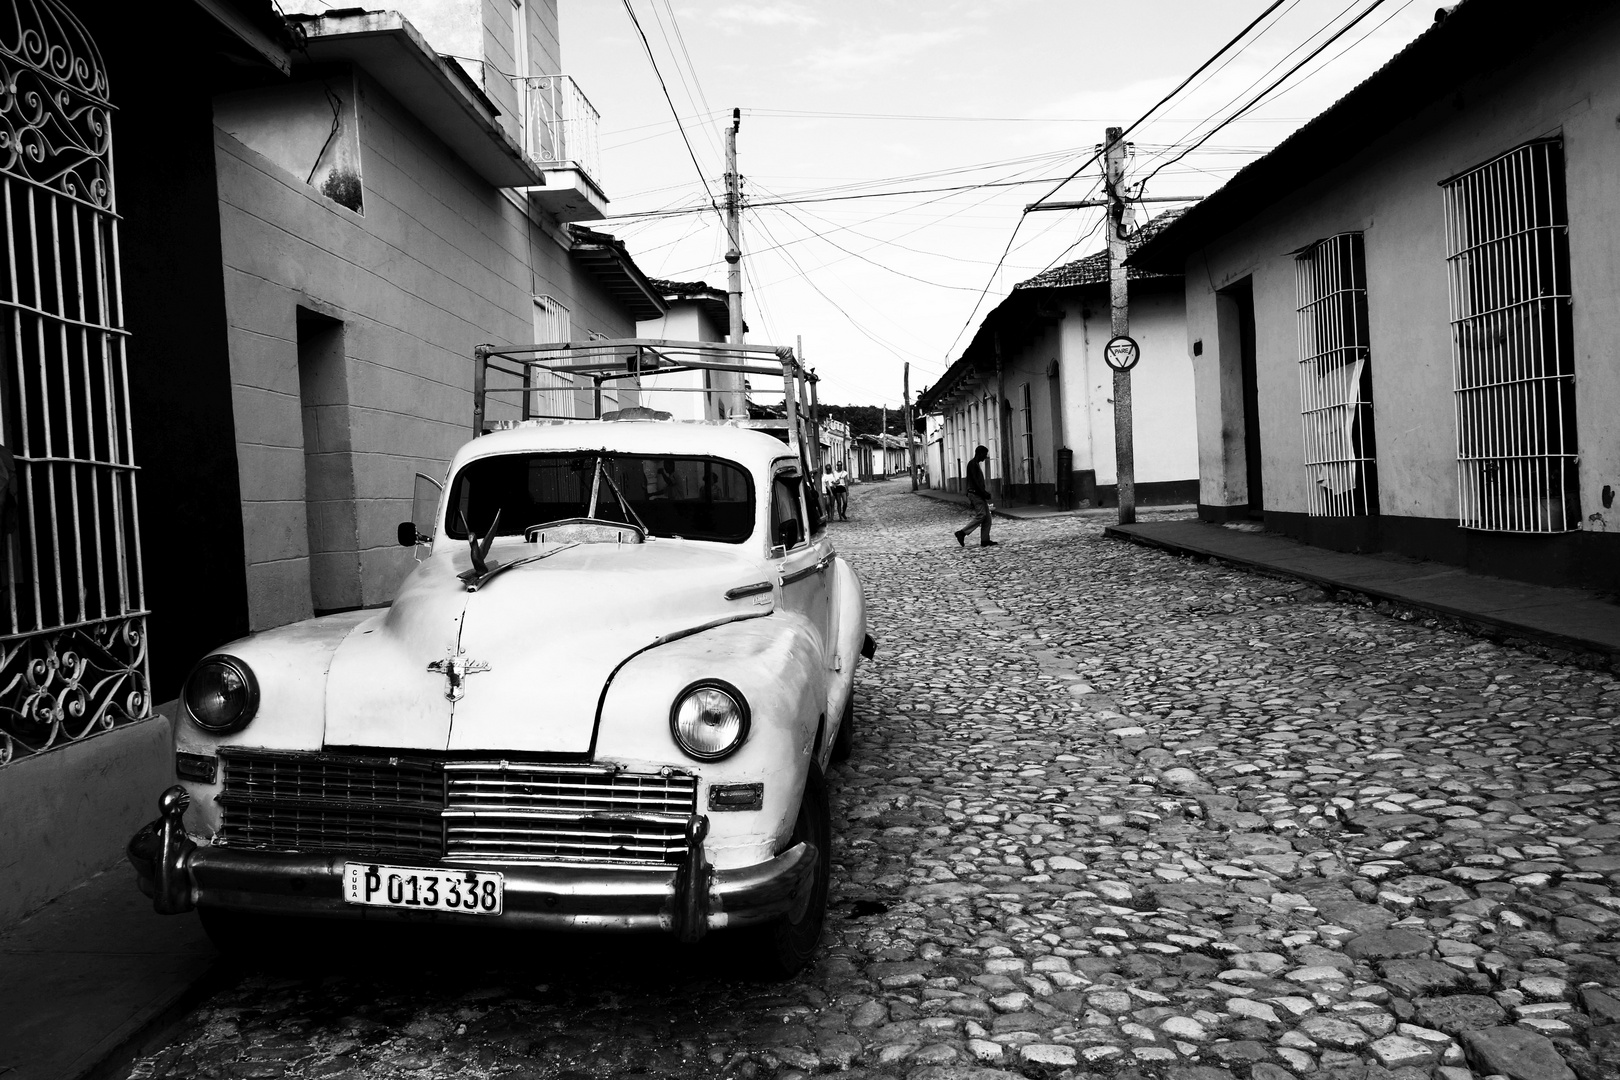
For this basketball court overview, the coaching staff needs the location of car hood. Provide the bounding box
[323,539,767,753]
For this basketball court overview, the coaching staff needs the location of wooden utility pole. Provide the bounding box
[903,363,919,491]
[724,107,747,419]
[801,335,823,477]
[1105,126,1136,525]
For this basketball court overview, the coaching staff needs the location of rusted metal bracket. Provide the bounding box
[130,786,198,914]
[672,814,711,943]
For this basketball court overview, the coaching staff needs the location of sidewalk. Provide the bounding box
[912,485,1193,521]
[0,863,217,1080]
[1108,518,1620,661]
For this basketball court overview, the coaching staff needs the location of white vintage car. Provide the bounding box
[129,415,871,975]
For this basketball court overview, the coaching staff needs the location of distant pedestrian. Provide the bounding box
[830,460,849,520]
[954,445,997,548]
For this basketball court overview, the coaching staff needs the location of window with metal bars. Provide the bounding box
[526,295,574,420]
[1294,232,1378,517]
[1443,138,1577,533]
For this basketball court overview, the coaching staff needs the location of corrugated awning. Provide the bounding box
[569,228,668,322]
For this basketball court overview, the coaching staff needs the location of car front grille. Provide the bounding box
[444,763,696,865]
[217,750,443,861]
[215,750,697,867]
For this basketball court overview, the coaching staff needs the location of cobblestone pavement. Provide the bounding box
[131,481,1620,1080]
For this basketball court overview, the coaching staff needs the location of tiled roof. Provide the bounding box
[1014,207,1189,291]
[645,278,741,333]
[917,209,1189,415]
[649,278,723,300]
[1130,0,1606,271]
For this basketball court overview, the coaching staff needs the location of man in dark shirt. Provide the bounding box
[954,445,997,548]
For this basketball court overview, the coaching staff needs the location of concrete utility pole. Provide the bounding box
[880,404,887,479]
[1105,125,1137,525]
[724,107,747,419]
[903,363,919,491]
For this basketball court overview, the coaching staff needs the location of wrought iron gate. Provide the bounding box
[0,0,147,765]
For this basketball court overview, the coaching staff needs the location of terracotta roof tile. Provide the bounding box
[1014,207,1189,291]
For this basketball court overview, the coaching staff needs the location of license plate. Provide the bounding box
[342,862,504,916]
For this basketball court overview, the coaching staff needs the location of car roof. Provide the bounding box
[451,421,796,475]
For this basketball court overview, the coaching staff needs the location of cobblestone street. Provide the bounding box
[132,481,1620,1080]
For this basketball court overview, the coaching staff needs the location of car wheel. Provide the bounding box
[754,762,830,978]
[198,908,324,965]
[830,693,854,763]
[198,907,283,959]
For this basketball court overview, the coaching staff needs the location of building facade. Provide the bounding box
[920,215,1197,508]
[820,417,853,478]
[636,278,746,421]
[216,4,662,633]
[853,434,910,482]
[1132,0,1620,592]
[0,0,667,926]
[0,0,302,926]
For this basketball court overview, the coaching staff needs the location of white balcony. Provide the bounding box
[519,75,607,221]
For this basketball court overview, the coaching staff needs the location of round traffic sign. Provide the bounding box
[1104,335,1140,372]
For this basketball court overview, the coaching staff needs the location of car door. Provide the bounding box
[769,464,833,668]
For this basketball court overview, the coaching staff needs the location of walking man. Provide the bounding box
[954,445,997,548]
[830,460,849,521]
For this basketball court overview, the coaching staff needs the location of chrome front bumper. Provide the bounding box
[128,786,813,939]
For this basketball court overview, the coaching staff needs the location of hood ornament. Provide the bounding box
[427,653,491,701]
[458,510,502,591]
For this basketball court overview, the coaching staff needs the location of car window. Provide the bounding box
[802,452,825,537]
[446,452,754,544]
[770,473,806,551]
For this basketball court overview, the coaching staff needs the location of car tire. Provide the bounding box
[830,693,854,763]
[752,762,830,978]
[198,907,286,960]
[198,908,327,965]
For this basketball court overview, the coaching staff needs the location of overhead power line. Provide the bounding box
[1133,0,1393,194]
[744,108,1310,124]
[942,0,1292,361]
[1024,0,1291,215]
[593,174,1134,223]
[619,0,721,219]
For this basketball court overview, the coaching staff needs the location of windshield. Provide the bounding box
[445,452,755,544]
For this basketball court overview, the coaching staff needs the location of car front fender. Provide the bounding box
[592,610,823,871]
[171,610,375,837]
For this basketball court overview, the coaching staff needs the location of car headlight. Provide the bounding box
[670,680,749,761]
[183,655,260,735]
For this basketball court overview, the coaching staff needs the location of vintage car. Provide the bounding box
[129,415,871,975]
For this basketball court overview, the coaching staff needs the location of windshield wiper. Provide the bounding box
[595,460,648,533]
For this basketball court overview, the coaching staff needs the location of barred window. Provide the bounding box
[527,295,574,420]
[1295,232,1377,517]
[1443,138,1577,533]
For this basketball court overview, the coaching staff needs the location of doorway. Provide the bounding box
[1221,278,1263,518]
[297,307,359,614]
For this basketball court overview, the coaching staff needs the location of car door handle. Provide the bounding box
[780,554,833,586]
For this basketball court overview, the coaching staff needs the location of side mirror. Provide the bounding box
[397,522,424,547]
[775,519,802,549]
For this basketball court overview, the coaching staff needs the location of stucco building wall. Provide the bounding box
[1064,286,1196,497]
[931,277,1195,507]
[215,69,634,632]
[1180,16,1620,587]
[636,303,733,420]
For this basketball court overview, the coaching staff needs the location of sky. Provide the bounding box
[558,0,1443,410]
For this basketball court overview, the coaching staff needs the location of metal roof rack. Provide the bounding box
[471,338,824,466]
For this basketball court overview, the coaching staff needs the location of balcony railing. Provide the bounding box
[519,75,601,189]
